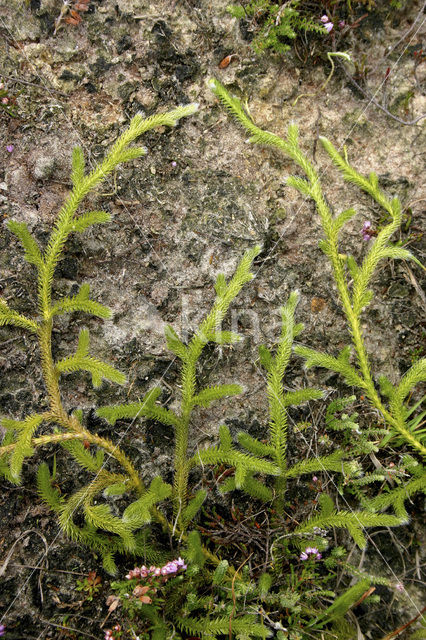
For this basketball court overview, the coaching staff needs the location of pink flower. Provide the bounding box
[339,20,345,28]
[395,582,404,592]
[361,220,373,241]
[324,22,333,33]
[0,625,5,637]
[312,476,318,483]
[6,144,14,153]
[300,547,322,561]
[320,15,329,23]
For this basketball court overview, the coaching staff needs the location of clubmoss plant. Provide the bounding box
[227,1,326,56]
[0,102,199,570]
[208,77,426,460]
[96,243,282,528]
[97,292,405,638]
[0,90,423,639]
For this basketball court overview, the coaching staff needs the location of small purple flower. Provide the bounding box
[339,20,345,28]
[300,547,322,561]
[0,625,5,637]
[6,144,14,153]
[324,22,333,33]
[312,476,318,483]
[171,161,177,168]
[320,15,329,23]
[395,582,404,592]
[361,220,373,241]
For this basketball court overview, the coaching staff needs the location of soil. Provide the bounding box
[0,0,425,638]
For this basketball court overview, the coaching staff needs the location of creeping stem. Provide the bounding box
[291,149,426,457]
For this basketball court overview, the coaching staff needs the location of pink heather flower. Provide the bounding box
[320,15,329,22]
[114,625,121,632]
[300,547,322,561]
[6,144,14,152]
[324,22,333,33]
[339,20,345,28]
[171,161,177,167]
[361,220,373,241]
[0,625,5,637]
[395,582,404,592]
[312,476,318,483]
[105,631,113,640]
[1,97,8,104]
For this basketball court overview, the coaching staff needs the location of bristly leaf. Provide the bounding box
[0,298,39,333]
[84,503,136,551]
[50,283,111,319]
[55,328,126,387]
[69,210,111,233]
[294,345,366,388]
[182,489,207,527]
[364,472,426,520]
[219,424,233,451]
[285,451,355,478]
[293,504,403,548]
[212,559,229,585]
[37,462,64,511]
[122,476,172,528]
[214,272,227,296]
[391,358,426,422]
[333,208,356,235]
[378,375,396,400]
[258,573,273,599]
[283,388,324,407]
[96,387,162,425]
[191,384,242,408]
[258,345,273,371]
[184,530,205,568]
[71,145,85,187]
[61,439,104,472]
[239,474,274,501]
[9,414,45,483]
[205,330,242,344]
[237,432,275,457]
[8,220,43,268]
[316,579,371,624]
[164,324,188,360]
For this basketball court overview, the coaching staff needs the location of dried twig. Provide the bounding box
[337,60,426,125]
